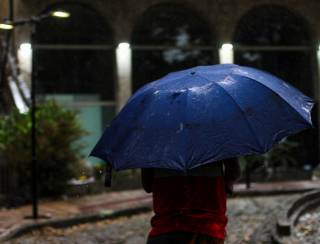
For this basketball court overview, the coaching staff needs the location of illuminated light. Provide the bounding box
[20,43,32,51]
[219,43,234,64]
[118,42,130,49]
[116,42,132,111]
[221,43,233,51]
[0,23,14,30]
[51,11,70,18]
[18,42,32,74]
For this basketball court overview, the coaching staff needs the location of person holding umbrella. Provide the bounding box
[142,158,241,244]
[90,64,314,244]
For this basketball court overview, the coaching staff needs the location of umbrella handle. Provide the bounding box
[104,163,112,187]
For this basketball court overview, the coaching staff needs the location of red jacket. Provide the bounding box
[149,175,227,240]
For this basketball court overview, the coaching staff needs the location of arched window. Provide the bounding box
[33,3,115,159]
[132,4,216,91]
[233,5,318,167]
[34,3,114,100]
[234,5,312,95]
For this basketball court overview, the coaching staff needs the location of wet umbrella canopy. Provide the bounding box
[90,64,314,171]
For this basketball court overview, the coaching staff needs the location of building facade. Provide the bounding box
[2,0,319,166]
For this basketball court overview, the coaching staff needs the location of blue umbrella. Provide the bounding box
[90,64,314,171]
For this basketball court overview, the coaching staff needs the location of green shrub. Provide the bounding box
[239,138,299,179]
[0,100,87,199]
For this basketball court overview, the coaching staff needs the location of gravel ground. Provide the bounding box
[225,194,299,244]
[293,206,320,244]
[5,194,301,244]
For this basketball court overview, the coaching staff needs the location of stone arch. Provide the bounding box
[233,4,313,93]
[131,3,216,91]
[233,4,318,168]
[234,5,312,46]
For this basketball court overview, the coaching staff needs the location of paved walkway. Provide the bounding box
[0,180,319,241]
[5,195,301,244]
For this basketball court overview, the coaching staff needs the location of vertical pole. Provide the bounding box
[9,0,14,20]
[316,47,320,165]
[3,0,14,205]
[0,35,10,90]
[30,26,38,219]
[0,0,14,112]
[8,0,14,54]
[245,164,251,189]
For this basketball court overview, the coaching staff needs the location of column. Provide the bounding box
[115,42,132,112]
[219,43,234,64]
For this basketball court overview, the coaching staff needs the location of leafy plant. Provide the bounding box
[240,138,299,179]
[92,161,105,180]
[0,100,87,200]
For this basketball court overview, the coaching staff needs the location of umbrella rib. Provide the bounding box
[196,73,265,153]
[231,72,314,125]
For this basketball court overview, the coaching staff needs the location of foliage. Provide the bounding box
[91,161,142,190]
[92,161,105,180]
[0,100,87,199]
[312,165,320,180]
[239,138,299,178]
[111,169,142,190]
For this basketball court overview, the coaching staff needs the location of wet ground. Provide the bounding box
[5,194,301,244]
[294,206,320,244]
